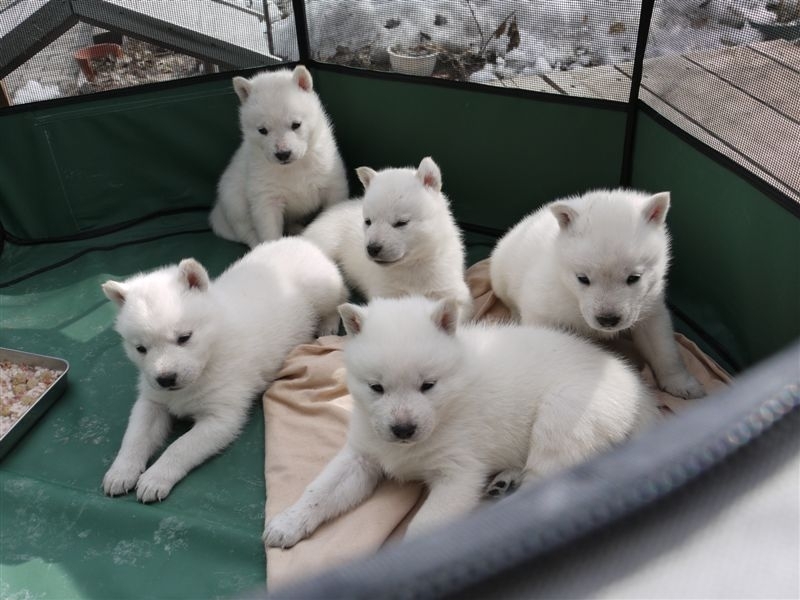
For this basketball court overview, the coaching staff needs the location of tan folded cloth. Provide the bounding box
[264,259,731,588]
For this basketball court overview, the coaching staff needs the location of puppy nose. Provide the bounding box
[391,423,417,440]
[274,150,291,162]
[596,314,621,328]
[156,373,177,389]
[367,243,383,258]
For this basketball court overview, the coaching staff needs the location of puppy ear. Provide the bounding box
[416,157,442,191]
[643,192,671,225]
[102,280,127,306]
[431,298,459,335]
[232,76,251,104]
[356,166,377,190]
[178,259,210,291]
[338,303,366,337]
[292,66,313,92]
[549,202,578,230]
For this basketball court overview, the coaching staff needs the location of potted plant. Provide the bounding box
[388,35,438,76]
[73,43,124,82]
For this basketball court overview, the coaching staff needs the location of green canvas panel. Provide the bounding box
[312,69,628,230]
[0,80,240,240]
[0,69,627,240]
[631,112,800,368]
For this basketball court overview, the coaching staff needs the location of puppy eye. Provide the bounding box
[135,345,147,355]
[420,381,436,392]
[626,274,641,285]
[577,275,591,286]
[369,383,384,394]
[177,333,193,345]
[291,121,301,130]
[364,219,372,227]
[393,220,409,228]
[257,127,268,135]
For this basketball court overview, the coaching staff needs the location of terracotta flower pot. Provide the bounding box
[73,43,124,82]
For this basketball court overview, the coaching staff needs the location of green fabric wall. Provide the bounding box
[0,71,628,239]
[312,70,628,230]
[631,112,800,368]
[0,80,239,239]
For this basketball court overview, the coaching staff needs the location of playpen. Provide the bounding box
[1,0,797,598]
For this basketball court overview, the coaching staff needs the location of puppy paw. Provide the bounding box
[263,509,315,549]
[135,465,179,503]
[485,469,522,499]
[660,373,706,399]
[103,460,144,497]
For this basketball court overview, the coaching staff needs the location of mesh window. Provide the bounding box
[640,0,800,203]
[0,0,298,106]
[304,0,641,102]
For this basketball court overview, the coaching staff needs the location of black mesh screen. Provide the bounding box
[304,0,641,102]
[0,0,297,105]
[640,0,800,203]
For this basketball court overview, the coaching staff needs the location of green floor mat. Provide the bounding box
[1,215,268,600]
[0,214,727,599]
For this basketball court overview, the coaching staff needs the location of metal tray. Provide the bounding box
[0,347,69,460]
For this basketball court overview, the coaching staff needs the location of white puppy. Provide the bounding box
[101,238,346,503]
[263,296,658,547]
[490,188,705,399]
[210,66,348,247]
[303,157,473,319]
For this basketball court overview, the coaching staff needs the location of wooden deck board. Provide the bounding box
[631,80,798,201]
[687,44,800,122]
[486,75,562,95]
[618,54,800,198]
[749,39,800,73]
[543,64,631,102]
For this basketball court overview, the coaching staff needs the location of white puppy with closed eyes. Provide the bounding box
[303,157,473,320]
[101,238,345,502]
[263,296,658,548]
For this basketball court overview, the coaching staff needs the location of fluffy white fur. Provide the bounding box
[490,188,705,399]
[101,238,346,503]
[210,66,348,247]
[263,296,658,547]
[303,157,473,320]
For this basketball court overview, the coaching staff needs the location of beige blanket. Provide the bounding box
[264,259,731,588]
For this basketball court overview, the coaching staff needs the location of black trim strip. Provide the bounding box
[0,227,211,289]
[290,0,310,64]
[639,103,800,219]
[619,0,656,186]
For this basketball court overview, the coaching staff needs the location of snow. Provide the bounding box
[276,0,783,82]
[11,80,61,105]
[3,0,787,105]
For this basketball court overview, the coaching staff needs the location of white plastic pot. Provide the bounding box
[387,45,438,77]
